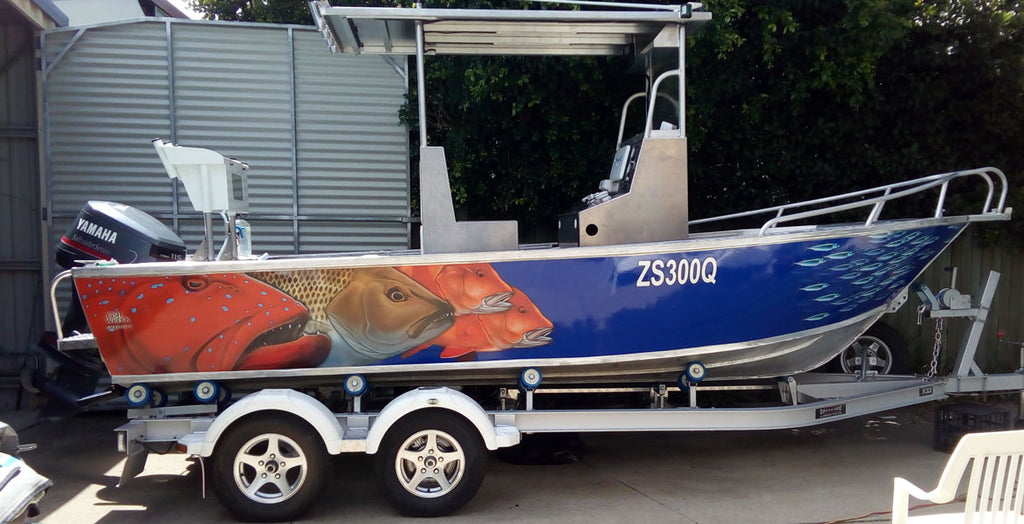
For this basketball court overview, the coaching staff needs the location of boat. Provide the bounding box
[51,1,1011,399]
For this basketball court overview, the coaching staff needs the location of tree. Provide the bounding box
[687,1,915,215]
[407,54,637,238]
[190,0,1023,242]
[875,0,1023,236]
[687,0,1022,239]
[189,0,310,23]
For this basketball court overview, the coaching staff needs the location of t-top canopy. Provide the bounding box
[309,1,712,56]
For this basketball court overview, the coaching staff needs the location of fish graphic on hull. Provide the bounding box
[397,271,555,359]
[396,264,514,315]
[439,287,553,358]
[77,263,553,374]
[256,264,553,363]
[254,267,457,361]
[76,273,331,375]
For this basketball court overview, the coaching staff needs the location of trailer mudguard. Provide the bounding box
[365,387,514,454]
[198,389,344,457]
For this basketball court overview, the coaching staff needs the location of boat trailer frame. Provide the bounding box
[112,269,1022,489]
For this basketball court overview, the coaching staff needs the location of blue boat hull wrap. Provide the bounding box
[75,223,964,385]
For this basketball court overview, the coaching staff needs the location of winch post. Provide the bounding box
[951,270,1000,377]
[918,270,1000,378]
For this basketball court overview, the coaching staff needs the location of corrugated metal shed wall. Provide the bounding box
[0,20,43,368]
[42,19,410,262]
[293,31,411,253]
[45,23,173,219]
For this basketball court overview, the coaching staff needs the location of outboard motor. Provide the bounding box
[55,201,186,333]
[34,202,185,415]
[57,200,186,267]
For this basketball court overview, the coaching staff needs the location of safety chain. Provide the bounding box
[927,317,944,379]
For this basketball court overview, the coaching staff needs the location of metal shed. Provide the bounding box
[0,0,66,399]
[41,18,411,275]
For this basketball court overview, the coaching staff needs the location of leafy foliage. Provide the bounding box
[189,0,311,23]
[688,0,1022,234]
[190,0,1024,242]
[410,54,636,236]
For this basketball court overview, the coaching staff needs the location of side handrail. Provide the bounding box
[690,167,1009,236]
[617,91,680,146]
[617,92,646,146]
[50,270,74,340]
[645,70,684,139]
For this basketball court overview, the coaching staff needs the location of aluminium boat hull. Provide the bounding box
[71,220,966,387]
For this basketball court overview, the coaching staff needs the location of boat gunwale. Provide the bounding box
[66,213,998,279]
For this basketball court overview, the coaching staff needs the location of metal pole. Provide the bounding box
[415,16,428,147]
[678,25,685,138]
[528,0,679,10]
[203,212,215,260]
[167,21,180,231]
[288,27,300,253]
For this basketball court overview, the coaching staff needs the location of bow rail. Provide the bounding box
[690,167,1011,236]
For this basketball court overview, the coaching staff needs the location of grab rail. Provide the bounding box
[689,167,1010,236]
[617,92,646,146]
[50,269,73,340]
[645,70,684,139]
[616,91,680,146]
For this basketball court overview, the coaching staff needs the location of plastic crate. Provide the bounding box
[933,403,1011,452]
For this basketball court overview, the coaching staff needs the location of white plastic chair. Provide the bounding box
[892,429,1024,523]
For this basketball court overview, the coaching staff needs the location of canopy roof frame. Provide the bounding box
[309,1,711,145]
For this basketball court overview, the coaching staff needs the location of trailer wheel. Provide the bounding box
[212,414,328,522]
[375,411,485,517]
[834,321,909,375]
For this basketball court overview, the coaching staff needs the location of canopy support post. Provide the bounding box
[415,13,427,147]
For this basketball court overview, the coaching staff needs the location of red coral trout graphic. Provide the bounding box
[76,273,330,374]
[404,286,554,359]
[440,288,553,358]
[396,263,513,315]
[412,315,492,359]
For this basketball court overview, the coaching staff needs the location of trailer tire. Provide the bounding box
[375,410,485,517]
[832,321,909,375]
[212,413,328,522]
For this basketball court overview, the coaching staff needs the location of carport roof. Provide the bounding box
[2,0,68,29]
[310,1,711,56]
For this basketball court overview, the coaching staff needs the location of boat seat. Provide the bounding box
[601,143,634,196]
[419,146,518,254]
[891,428,1024,523]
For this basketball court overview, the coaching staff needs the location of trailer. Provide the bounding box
[42,2,1019,521]
[46,265,1020,521]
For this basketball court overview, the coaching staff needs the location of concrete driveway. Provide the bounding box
[4,402,981,523]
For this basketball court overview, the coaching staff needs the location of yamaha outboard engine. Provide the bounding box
[35,201,185,415]
[57,200,186,267]
[55,201,186,333]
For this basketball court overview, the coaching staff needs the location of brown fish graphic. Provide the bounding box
[254,267,455,360]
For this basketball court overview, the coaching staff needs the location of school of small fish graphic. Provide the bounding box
[794,227,960,322]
